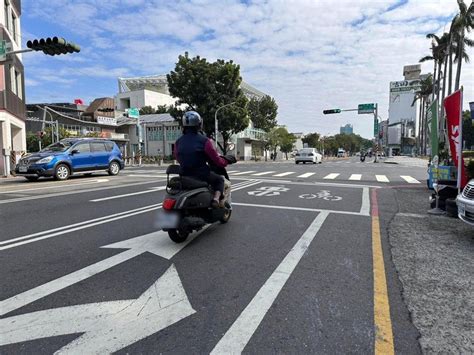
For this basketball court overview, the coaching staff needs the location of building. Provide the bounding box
[387,64,427,156]
[0,0,25,177]
[26,100,129,154]
[340,124,353,135]
[115,75,269,160]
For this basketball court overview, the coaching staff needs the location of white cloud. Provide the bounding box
[23,0,474,137]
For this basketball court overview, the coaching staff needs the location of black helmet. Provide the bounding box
[182,111,202,127]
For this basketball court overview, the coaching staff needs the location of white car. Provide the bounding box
[295,148,322,164]
[456,179,474,226]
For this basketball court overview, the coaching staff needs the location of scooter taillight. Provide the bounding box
[163,198,176,210]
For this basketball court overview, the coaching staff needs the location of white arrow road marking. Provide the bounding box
[376,175,390,183]
[90,186,166,202]
[323,173,340,179]
[400,175,420,184]
[0,265,196,354]
[349,174,362,181]
[211,211,330,354]
[0,228,209,317]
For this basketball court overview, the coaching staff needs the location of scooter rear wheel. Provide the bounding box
[220,209,232,224]
[168,229,189,243]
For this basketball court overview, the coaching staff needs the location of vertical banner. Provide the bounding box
[444,90,468,189]
[430,99,438,158]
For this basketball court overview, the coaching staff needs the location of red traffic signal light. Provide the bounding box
[26,37,80,56]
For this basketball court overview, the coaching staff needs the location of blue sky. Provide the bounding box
[21,0,472,138]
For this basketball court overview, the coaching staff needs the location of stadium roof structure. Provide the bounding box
[117,75,266,99]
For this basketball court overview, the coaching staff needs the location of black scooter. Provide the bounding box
[157,156,236,243]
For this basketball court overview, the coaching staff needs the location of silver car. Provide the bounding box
[456,179,474,226]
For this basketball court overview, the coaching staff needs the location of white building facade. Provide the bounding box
[0,0,26,177]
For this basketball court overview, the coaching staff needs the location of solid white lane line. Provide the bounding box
[349,174,362,181]
[0,179,110,194]
[376,175,390,183]
[324,173,340,179]
[0,180,165,205]
[211,212,330,354]
[252,171,276,176]
[297,172,315,178]
[360,187,371,216]
[90,186,166,202]
[273,172,295,177]
[0,204,162,249]
[226,170,239,174]
[400,175,421,184]
[230,171,257,175]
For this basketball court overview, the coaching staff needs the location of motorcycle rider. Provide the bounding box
[174,111,228,208]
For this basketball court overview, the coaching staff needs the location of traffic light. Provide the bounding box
[26,37,80,56]
[323,109,342,114]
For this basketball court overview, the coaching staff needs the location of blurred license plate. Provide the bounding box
[19,166,28,172]
[458,203,465,216]
[157,212,179,229]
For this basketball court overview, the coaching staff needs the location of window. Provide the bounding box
[14,69,21,99]
[91,142,106,152]
[11,10,16,43]
[4,0,9,32]
[74,143,91,153]
[105,142,114,152]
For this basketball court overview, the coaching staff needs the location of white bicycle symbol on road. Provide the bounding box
[299,190,342,201]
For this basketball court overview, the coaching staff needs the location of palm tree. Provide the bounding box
[412,75,434,155]
[452,0,474,91]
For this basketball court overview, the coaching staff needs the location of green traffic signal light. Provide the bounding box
[26,37,80,56]
[323,109,342,114]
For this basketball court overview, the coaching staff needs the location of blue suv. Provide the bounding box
[15,138,125,181]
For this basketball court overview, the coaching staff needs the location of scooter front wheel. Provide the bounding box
[168,229,189,243]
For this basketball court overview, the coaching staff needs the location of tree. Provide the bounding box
[302,132,320,148]
[156,105,171,114]
[248,95,278,132]
[167,52,248,154]
[463,110,474,150]
[279,131,297,160]
[139,106,156,115]
[452,0,474,90]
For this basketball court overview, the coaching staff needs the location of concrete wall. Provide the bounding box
[115,90,178,111]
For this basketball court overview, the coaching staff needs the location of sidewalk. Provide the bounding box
[384,156,429,167]
[388,187,474,353]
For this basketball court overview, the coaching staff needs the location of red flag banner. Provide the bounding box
[444,90,468,188]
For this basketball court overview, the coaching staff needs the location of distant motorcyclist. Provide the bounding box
[174,111,228,208]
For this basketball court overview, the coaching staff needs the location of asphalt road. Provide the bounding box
[0,159,424,354]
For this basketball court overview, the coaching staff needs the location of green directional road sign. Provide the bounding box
[358,103,375,114]
[128,107,140,119]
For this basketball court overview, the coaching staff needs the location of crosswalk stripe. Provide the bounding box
[297,172,315,178]
[252,171,276,176]
[273,172,295,177]
[231,171,256,176]
[400,175,421,184]
[323,173,340,180]
[349,174,362,180]
[226,170,239,174]
[376,175,390,183]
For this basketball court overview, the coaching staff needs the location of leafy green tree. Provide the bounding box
[28,127,72,152]
[248,95,278,132]
[139,106,156,115]
[463,110,474,149]
[302,132,320,148]
[155,105,172,114]
[279,131,297,160]
[452,0,474,91]
[167,52,248,154]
